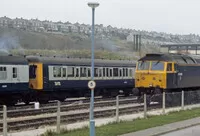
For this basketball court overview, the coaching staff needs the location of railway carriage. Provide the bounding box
[0,55,29,105]
[27,56,136,103]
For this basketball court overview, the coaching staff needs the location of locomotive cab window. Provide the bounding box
[151,61,164,71]
[167,63,172,71]
[137,61,150,70]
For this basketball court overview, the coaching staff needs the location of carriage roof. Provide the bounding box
[26,56,136,67]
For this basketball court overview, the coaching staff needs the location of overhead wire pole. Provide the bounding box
[88,2,99,136]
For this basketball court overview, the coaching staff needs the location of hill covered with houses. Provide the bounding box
[0,16,200,58]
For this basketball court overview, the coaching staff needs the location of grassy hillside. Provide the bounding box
[0,28,154,60]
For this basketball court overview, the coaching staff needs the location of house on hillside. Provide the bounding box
[0,16,12,27]
[30,19,44,32]
[13,17,29,30]
[56,22,69,33]
[42,20,58,32]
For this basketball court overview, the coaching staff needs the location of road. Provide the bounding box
[160,125,200,136]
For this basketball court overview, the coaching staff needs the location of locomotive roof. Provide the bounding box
[26,56,136,67]
[0,55,28,64]
[138,53,198,64]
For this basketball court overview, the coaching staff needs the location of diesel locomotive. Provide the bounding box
[0,55,136,105]
[133,53,200,98]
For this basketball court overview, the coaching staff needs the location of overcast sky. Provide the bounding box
[1,0,200,35]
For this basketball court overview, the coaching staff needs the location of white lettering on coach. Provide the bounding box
[54,82,61,86]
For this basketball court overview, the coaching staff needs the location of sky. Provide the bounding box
[1,0,200,35]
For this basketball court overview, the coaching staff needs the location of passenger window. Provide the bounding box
[75,67,80,77]
[125,68,128,77]
[119,69,122,77]
[129,69,133,77]
[109,68,113,77]
[0,66,7,80]
[106,68,109,77]
[53,67,62,77]
[63,68,66,77]
[94,68,98,77]
[67,67,74,77]
[123,68,126,77]
[99,68,102,77]
[167,63,172,71]
[13,67,18,78]
[103,68,106,77]
[80,67,87,77]
[113,68,118,77]
[87,67,91,77]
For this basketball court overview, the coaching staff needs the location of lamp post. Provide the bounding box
[88,2,99,136]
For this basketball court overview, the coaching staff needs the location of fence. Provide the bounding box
[1,90,200,136]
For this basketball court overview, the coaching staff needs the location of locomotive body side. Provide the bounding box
[134,53,200,97]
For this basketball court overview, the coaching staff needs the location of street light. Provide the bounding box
[88,2,99,136]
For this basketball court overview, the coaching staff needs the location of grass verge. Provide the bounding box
[43,108,200,136]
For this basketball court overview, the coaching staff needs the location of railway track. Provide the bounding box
[0,95,130,111]
[0,97,137,118]
[0,103,159,132]
[0,96,154,133]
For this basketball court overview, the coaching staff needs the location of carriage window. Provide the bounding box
[80,67,87,77]
[151,61,164,71]
[53,67,62,77]
[63,68,66,77]
[125,68,128,77]
[75,67,80,77]
[87,67,91,77]
[122,68,128,77]
[113,68,118,77]
[94,68,98,77]
[99,68,102,77]
[106,68,109,77]
[119,69,122,77]
[103,68,106,77]
[0,67,7,80]
[67,67,74,77]
[138,61,150,70]
[167,63,172,71]
[29,65,37,79]
[13,67,17,78]
[109,68,113,77]
[129,68,133,77]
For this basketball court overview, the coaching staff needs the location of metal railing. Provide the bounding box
[1,90,200,136]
